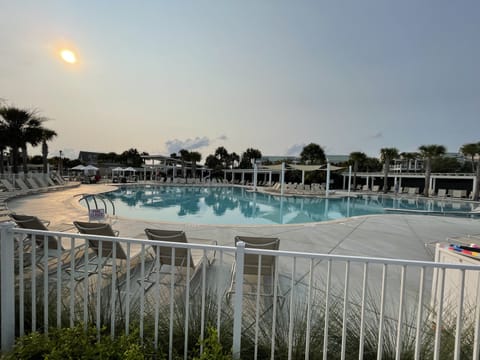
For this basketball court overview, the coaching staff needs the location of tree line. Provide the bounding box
[2,102,479,200]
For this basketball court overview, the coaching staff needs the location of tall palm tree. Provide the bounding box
[41,129,58,173]
[380,148,399,193]
[229,152,240,168]
[189,151,202,178]
[0,106,52,174]
[349,151,367,190]
[460,142,480,201]
[460,143,479,173]
[418,144,446,197]
[179,149,190,178]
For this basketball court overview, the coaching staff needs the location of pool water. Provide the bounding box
[97,185,479,225]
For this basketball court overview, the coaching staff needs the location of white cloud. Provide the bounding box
[285,143,305,156]
[165,136,211,154]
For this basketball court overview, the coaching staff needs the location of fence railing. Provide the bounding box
[2,222,480,359]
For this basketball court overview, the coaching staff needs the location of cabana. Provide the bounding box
[112,167,124,178]
[262,163,344,196]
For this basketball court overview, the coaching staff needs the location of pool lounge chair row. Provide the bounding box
[9,214,280,297]
[266,182,327,196]
[152,177,233,186]
[357,185,473,199]
[0,174,71,195]
[1,175,76,221]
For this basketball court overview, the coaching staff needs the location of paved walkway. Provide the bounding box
[6,183,480,262]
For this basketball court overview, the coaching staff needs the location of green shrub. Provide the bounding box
[192,327,232,360]
[2,324,162,360]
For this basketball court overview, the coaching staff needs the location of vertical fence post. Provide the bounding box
[232,241,245,359]
[1,222,16,352]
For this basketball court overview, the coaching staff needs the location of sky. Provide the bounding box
[1,1,479,162]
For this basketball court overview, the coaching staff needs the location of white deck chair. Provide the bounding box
[143,229,215,289]
[227,235,280,298]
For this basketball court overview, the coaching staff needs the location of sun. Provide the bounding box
[60,49,77,64]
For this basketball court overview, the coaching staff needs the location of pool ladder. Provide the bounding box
[75,193,116,221]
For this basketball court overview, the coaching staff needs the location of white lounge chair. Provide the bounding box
[228,235,280,298]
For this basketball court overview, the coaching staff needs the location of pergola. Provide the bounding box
[261,162,345,196]
[141,154,211,180]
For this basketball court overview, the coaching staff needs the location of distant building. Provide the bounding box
[260,155,300,164]
[326,155,349,164]
[391,152,467,172]
[78,151,102,165]
[391,158,424,172]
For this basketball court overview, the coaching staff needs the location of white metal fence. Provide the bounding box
[2,222,480,359]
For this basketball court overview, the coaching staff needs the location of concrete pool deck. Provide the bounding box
[6,183,480,262]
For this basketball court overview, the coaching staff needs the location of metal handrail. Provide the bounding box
[75,193,116,216]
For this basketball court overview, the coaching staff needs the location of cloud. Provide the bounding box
[285,143,306,156]
[217,134,228,141]
[370,132,383,139]
[165,136,211,154]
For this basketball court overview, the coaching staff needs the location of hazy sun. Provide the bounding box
[60,49,77,64]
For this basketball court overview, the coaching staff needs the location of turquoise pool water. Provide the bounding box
[98,185,480,225]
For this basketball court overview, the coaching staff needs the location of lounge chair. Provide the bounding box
[228,235,280,297]
[25,177,47,192]
[15,178,35,193]
[72,221,129,280]
[143,229,213,287]
[10,214,62,251]
[32,175,49,188]
[73,221,123,257]
[437,189,447,198]
[407,187,419,195]
[9,214,71,272]
[1,179,29,194]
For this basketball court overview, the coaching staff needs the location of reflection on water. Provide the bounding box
[99,186,479,225]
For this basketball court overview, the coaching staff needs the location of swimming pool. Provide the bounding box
[96,185,480,225]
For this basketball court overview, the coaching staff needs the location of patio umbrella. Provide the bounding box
[112,167,124,176]
[84,165,99,175]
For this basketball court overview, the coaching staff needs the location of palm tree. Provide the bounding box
[229,152,240,168]
[179,149,190,178]
[239,148,262,168]
[349,151,367,190]
[460,143,479,173]
[41,129,58,173]
[189,151,202,178]
[380,148,399,193]
[460,142,480,201]
[418,144,446,197]
[0,106,53,174]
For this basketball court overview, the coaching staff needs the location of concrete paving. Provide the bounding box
[6,183,480,261]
